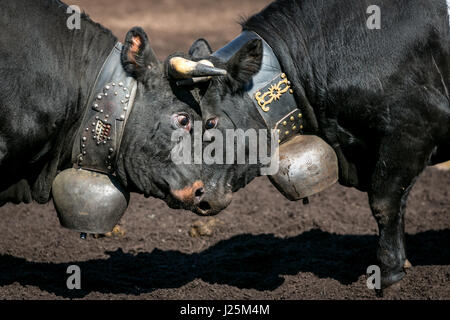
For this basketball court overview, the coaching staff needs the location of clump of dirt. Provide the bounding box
[189,218,222,237]
[435,161,450,170]
[92,225,126,239]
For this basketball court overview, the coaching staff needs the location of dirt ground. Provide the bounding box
[0,0,449,300]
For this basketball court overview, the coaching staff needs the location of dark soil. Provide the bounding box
[0,0,449,300]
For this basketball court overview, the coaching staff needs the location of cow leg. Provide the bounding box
[369,183,411,289]
[368,138,432,289]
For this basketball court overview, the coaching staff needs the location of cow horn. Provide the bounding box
[168,57,227,79]
[176,77,213,86]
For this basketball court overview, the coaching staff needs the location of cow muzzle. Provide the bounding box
[170,181,232,216]
[52,168,130,234]
[269,135,339,200]
[192,191,232,216]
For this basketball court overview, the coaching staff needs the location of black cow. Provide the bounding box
[0,0,228,216]
[167,0,450,289]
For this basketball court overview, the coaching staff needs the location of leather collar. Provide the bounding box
[213,31,304,143]
[72,43,137,174]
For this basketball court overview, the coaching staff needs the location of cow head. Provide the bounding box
[115,28,231,215]
[165,37,339,210]
[165,38,266,201]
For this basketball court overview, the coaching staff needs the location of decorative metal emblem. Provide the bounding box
[254,73,291,112]
[94,120,111,143]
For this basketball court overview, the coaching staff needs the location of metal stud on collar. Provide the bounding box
[275,109,304,144]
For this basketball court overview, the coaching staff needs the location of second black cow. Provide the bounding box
[167,0,450,289]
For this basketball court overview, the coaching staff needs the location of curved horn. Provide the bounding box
[169,57,227,79]
[176,77,213,86]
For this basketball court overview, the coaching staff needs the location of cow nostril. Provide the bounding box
[195,187,205,199]
[198,201,211,212]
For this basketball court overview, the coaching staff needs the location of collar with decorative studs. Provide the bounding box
[72,42,137,174]
[212,31,304,144]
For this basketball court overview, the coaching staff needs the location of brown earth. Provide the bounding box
[0,0,449,300]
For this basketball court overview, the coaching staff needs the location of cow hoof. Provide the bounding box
[403,259,412,270]
[105,225,126,237]
[381,270,406,289]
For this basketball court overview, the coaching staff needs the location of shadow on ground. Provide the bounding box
[0,229,449,298]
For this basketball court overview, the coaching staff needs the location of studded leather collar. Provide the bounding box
[212,31,304,144]
[72,43,137,174]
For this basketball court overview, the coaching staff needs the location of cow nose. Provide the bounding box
[170,181,231,215]
[194,192,232,216]
[194,187,205,202]
[171,181,205,204]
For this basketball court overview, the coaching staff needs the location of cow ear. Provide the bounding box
[121,27,159,82]
[189,38,213,58]
[225,38,263,92]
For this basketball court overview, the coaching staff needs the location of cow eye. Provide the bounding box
[172,113,191,131]
[205,117,218,130]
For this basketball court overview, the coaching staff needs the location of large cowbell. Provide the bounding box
[212,31,339,201]
[52,169,130,234]
[51,43,134,234]
[269,135,338,201]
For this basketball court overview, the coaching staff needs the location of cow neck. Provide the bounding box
[71,42,137,174]
[212,31,306,144]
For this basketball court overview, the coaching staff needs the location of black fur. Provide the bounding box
[177,0,450,289]
[121,26,159,82]
[0,0,205,212]
[223,39,263,93]
[188,38,212,58]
